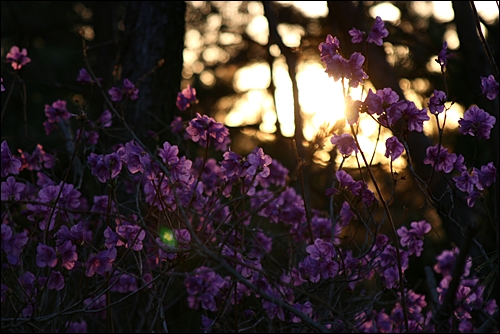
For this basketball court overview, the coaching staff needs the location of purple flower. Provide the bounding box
[339,201,354,227]
[43,121,55,135]
[382,266,399,289]
[108,87,122,101]
[186,113,230,147]
[349,28,364,44]
[436,41,449,68]
[76,129,99,145]
[403,101,429,132]
[44,100,73,123]
[85,247,117,277]
[428,90,447,114]
[110,274,138,293]
[453,169,479,193]
[434,247,471,277]
[76,68,97,84]
[104,226,119,249]
[47,271,65,291]
[246,147,272,178]
[318,34,351,82]
[318,34,341,65]
[57,240,78,270]
[424,144,457,173]
[36,243,58,268]
[331,133,358,156]
[384,136,404,161]
[303,238,339,279]
[122,78,139,100]
[221,150,244,178]
[363,89,383,115]
[480,75,499,100]
[158,141,179,165]
[477,162,496,190]
[367,16,388,46]
[64,320,87,333]
[1,176,26,201]
[116,224,146,251]
[6,46,31,70]
[176,84,198,111]
[458,106,496,140]
[335,170,357,191]
[98,110,112,128]
[397,221,431,256]
[88,152,122,183]
[184,266,228,312]
[1,77,5,92]
[453,154,467,174]
[19,144,55,171]
[348,52,369,88]
[345,96,361,125]
[121,140,153,175]
[1,141,22,178]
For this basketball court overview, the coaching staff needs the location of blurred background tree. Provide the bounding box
[2,1,498,331]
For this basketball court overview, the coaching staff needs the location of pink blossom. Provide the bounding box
[6,46,31,70]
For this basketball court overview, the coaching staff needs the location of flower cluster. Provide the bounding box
[318,34,368,87]
[108,78,139,101]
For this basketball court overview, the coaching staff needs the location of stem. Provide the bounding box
[349,124,409,332]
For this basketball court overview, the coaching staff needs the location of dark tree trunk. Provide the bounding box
[119,1,186,142]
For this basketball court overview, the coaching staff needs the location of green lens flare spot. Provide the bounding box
[160,227,177,247]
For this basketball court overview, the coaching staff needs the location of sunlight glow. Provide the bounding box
[337,114,408,171]
[233,62,270,92]
[277,24,305,48]
[474,1,499,24]
[296,62,346,141]
[278,1,329,18]
[225,90,276,132]
[273,61,296,137]
[369,2,401,23]
[423,103,465,136]
[432,2,454,22]
[443,25,460,50]
[246,15,269,45]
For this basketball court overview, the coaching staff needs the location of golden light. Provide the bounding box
[473,1,499,24]
[337,114,408,171]
[233,62,271,92]
[410,2,433,18]
[281,1,329,18]
[443,25,460,50]
[432,1,454,22]
[224,89,275,130]
[423,102,465,137]
[272,59,295,137]
[200,70,216,87]
[369,2,401,24]
[185,29,203,50]
[246,15,269,45]
[426,55,442,73]
[277,24,305,48]
[296,62,346,141]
